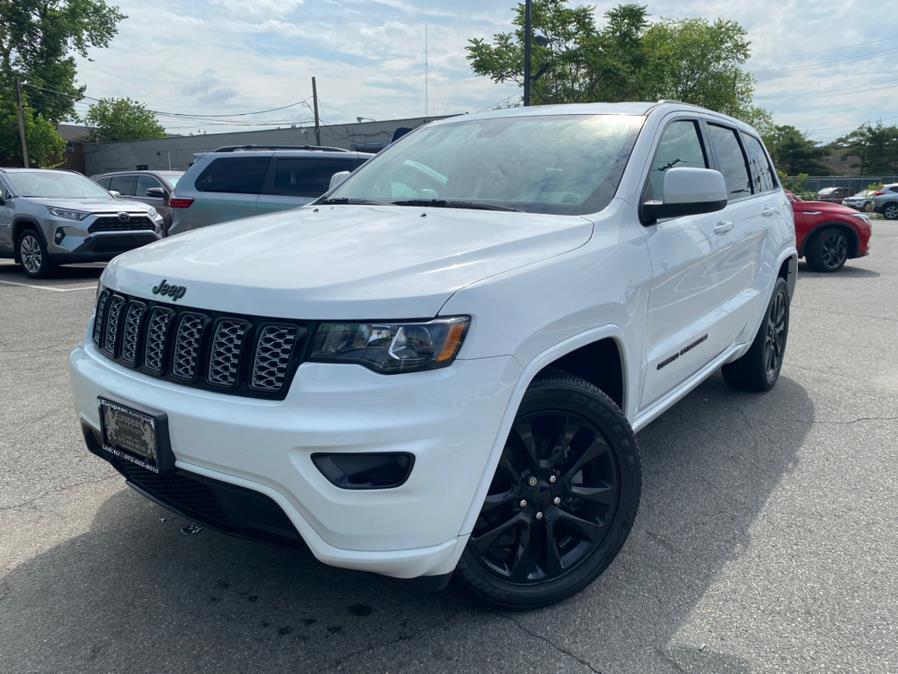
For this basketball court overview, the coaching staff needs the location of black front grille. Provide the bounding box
[93,289,308,399]
[90,215,156,232]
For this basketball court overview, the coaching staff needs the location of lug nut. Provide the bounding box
[535,511,544,520]
[519,499,528,508]
[553,496,561,505]
[528,476,538,487]
[549,474,557,484]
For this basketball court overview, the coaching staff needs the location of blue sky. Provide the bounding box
[73,0,897,142]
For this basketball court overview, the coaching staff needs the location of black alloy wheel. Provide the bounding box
[806,227,850,273]
[764,287,788,382]
[455,371,641,609]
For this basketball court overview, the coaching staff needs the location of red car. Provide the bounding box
[788,192,872,272]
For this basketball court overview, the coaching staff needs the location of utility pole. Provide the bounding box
[424,24,429,116]
[311,76,321,146]
[523,0,533,107]
[15,80,29,168]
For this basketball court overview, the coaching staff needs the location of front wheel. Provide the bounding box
[17,229,54,279]
[455,371,641,610]
[722,277,790,392]
[806,227,849,272]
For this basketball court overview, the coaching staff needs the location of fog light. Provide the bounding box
[312,452,414,489]
[54,227,65,244]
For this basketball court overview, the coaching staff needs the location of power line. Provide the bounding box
[757,80,898,99]
[749,36,894,62]
[752,45,898,74]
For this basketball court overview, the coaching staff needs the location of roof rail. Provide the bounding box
[211,144,351,153]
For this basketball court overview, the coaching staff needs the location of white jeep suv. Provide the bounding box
[70,102,796,609]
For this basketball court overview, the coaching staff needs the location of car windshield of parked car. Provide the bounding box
[158,171,185,188]
[327,114,645,215]
[7,171,113,200]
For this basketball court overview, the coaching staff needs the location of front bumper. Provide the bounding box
[70,339,520,578]
[49,228,160,262]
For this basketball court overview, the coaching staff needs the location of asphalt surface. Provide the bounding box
[1,226,896,673]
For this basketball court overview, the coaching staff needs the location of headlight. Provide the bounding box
[48,206,89,221]
[309,316,470,373]
[147,207,160,219]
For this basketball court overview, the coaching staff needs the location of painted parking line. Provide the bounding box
[0,279,97,293]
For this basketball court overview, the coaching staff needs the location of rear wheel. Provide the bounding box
[16,228,54,279]
[455,371,641,610]
[806,227,849,272]
[883,203,898,220]
[722,277,789,392]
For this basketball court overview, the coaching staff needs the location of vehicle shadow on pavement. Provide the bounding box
[0,374,813,673]
[797,262,879,278]
[0,262,104,281]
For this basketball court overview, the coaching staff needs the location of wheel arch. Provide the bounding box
[458,325,631,536]
[799,222,859,258]
[11,217,44,262]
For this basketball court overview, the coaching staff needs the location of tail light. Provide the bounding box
[874,191,884,196]
[169,198,194,208]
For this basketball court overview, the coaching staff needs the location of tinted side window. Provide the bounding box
[271,158,361,197]
[195,157,270,194]
[136,175,162,196]
[109,175,136,195]
[707,124,751,199]
[741,134,776,194]
[645,120,708,202]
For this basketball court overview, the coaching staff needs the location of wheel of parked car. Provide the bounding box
[16,228,54,279]
[455,370,641,610]
[883,203,898,220]
[722,277,790,392]
[806,226,850,272]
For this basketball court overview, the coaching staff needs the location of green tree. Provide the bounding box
[84,97,166,142]
[834,122,898,175]
[0,0,124,165]
[0,96,65,166]
[466,1,765,123]
[765,125,830,175]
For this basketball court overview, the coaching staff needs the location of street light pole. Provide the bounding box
[523,0,533,107]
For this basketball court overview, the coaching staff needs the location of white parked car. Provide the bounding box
[70,102,796,609]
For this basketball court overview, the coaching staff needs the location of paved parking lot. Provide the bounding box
[1,227,896,673]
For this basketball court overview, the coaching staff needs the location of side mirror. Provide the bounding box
[641,167,727,224]
[109,190,121,198]
[329,171,352,191]
[145,186,166,198]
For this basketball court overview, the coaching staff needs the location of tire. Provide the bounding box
[454,370,641,610]
[722,277,790,392]
[883,203,898,220]
[805,226,849,272]
[16,228,54,279]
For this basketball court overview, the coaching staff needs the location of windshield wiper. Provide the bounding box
[390,199,521,212]
[316,197,391,206]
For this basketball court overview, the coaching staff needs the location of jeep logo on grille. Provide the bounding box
[117,212,130,223]
[152,279,187,302]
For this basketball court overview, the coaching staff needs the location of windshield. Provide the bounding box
[158,171,185,188]
[7,171,112,200]
[327,114,645,215]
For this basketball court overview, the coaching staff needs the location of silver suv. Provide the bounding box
[0,168,163,278]
[169,145,371,236]
[872,183,898,220]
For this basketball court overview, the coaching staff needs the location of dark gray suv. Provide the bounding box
[0,168,163,278]
[169,145,371,235]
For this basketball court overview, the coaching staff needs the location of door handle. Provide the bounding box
[761,207,778,217]
[714,220,734,234]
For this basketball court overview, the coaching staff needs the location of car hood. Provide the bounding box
[26,197,153,213]
[793,200,860,216]
[102,205,594,319]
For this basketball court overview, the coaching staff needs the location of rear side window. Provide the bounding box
[645,120,708,202]
[94,177,111,189]
[109,175,136,195]
[271,157,365,198]
[741,134,776,194]
[136,175,162,196]
[707,124,751,199]
[195,157,270,194]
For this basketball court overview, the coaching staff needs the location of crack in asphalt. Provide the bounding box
[791,304,898,323]
[495,612,604,673]
[0,474,118,513]
[653,645,689,673]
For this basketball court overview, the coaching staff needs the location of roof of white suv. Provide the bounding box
[435,101,757,134]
